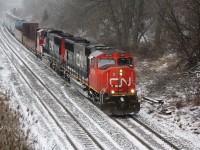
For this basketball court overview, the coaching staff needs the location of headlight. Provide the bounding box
[119,70,123,76]
[131,89,135,94]
[111,90,115,94]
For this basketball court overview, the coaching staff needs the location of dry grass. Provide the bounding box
[187,83,200,106]
[0,92,33,150]
[175,100,184,109]
[137,54,200,109]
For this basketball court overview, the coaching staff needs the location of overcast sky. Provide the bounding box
[0,0,22,13]
[3,0,22,5]
[8,0,22,3]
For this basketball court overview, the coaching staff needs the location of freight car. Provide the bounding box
[4,12,140,115]
[4,12,25,34]
[4,12,38,51]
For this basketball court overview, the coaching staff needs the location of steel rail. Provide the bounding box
[112,117,154,150]
[132,116,180,150]
[0,26,104,150]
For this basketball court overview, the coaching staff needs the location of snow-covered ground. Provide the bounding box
[0,23,148,149]
[0,28,73,150]
[136,54,200,149]
[0,22,199,149]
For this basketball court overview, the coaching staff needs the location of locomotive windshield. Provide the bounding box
[118,58,133,66]
[98,59,115,69]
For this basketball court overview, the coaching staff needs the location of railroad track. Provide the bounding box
[0,24,150,149]
[112,116,180,150]
[0,26,102,149]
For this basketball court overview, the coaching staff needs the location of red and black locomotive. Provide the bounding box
[5,12,140,115]
[36,29,140,115]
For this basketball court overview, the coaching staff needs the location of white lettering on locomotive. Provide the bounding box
[110,77,131,87]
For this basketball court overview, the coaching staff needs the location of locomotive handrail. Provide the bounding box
[99,77,112,105]
[50,55,88,83]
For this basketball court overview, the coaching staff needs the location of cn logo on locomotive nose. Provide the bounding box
[110,77,131,87]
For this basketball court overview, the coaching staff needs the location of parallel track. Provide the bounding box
[2,22,189,149]
[112,117,153,150]
[0,26,103,150]
[112,116,180,150]
[132,116,179,149]
[1,24,149,149]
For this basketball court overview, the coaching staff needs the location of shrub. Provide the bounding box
[175,100,183,109]
[0,93,31,149]
[192,83,200,106]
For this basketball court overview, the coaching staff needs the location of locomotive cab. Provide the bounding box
[88,50,140,115]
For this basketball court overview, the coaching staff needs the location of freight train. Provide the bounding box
[3,12,140,115]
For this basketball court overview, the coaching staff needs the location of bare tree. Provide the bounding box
[45,0,66,18]
[132,0,144,49]
[20,0,200,66]
[163,0,200,66]
[153,0,167,53]
[21,0,44,20]
[76,0,150,50]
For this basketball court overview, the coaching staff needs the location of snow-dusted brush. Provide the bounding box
[0,93,36,149]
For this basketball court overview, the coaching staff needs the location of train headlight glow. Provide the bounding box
[111,90,115,94]
[119,69,123,76]
[131,89,135,94]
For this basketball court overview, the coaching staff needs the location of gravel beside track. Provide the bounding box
[0,24,148,149]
